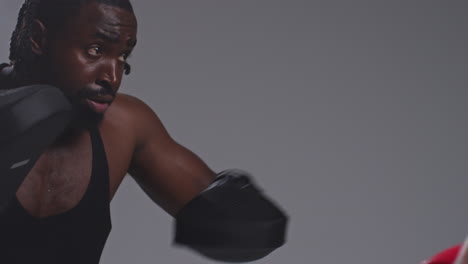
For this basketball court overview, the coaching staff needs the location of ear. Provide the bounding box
[30,19,48,56]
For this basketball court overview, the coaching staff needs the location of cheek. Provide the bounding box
[49,50,96,90]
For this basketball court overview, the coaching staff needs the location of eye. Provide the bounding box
[87,45,102,57]
[118,52,131,63]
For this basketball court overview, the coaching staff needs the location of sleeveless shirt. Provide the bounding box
[0,124,112,264]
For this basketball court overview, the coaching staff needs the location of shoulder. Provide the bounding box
[107,92,159,124]
[0,64,14,89]
[105,93,170,151]
[112,92,152,112]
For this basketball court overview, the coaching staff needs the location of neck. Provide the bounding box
[50,113,101,149]
[52,123,88,148]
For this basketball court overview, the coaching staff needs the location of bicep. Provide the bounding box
[127,99,215,216]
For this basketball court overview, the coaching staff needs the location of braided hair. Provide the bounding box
[7,0,134,78]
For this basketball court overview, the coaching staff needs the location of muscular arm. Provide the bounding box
[119,95,287,262]
[125,95,216,216]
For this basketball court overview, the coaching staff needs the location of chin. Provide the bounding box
[72,102,105,126]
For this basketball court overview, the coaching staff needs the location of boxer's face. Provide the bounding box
[39,2,137,118]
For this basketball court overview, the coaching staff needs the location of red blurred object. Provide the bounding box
[423,245,461,264]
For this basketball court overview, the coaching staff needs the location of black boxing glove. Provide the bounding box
[174,169,288,263]
[0,85,72,207]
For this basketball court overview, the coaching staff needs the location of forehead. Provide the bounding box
[64,2,137,39]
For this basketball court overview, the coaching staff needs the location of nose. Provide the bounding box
[95,59,121,94]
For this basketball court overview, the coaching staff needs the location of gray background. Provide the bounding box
[1,1,467,263]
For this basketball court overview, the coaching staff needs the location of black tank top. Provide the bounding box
[0,125,112,264]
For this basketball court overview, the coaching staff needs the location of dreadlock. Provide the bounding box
[7,0,134,78]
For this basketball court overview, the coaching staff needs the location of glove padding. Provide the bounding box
[0,85,72,207]
[174,169,288,262]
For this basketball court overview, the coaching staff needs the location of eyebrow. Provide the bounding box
[94,30,120,43]
[93,30,137,48]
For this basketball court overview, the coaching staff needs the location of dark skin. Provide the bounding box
[8,2,216,218]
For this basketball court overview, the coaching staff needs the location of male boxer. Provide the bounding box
[0,0,287,263]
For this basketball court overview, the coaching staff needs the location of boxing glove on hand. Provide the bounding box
[0,85,72,206]
[174,169,288,263]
